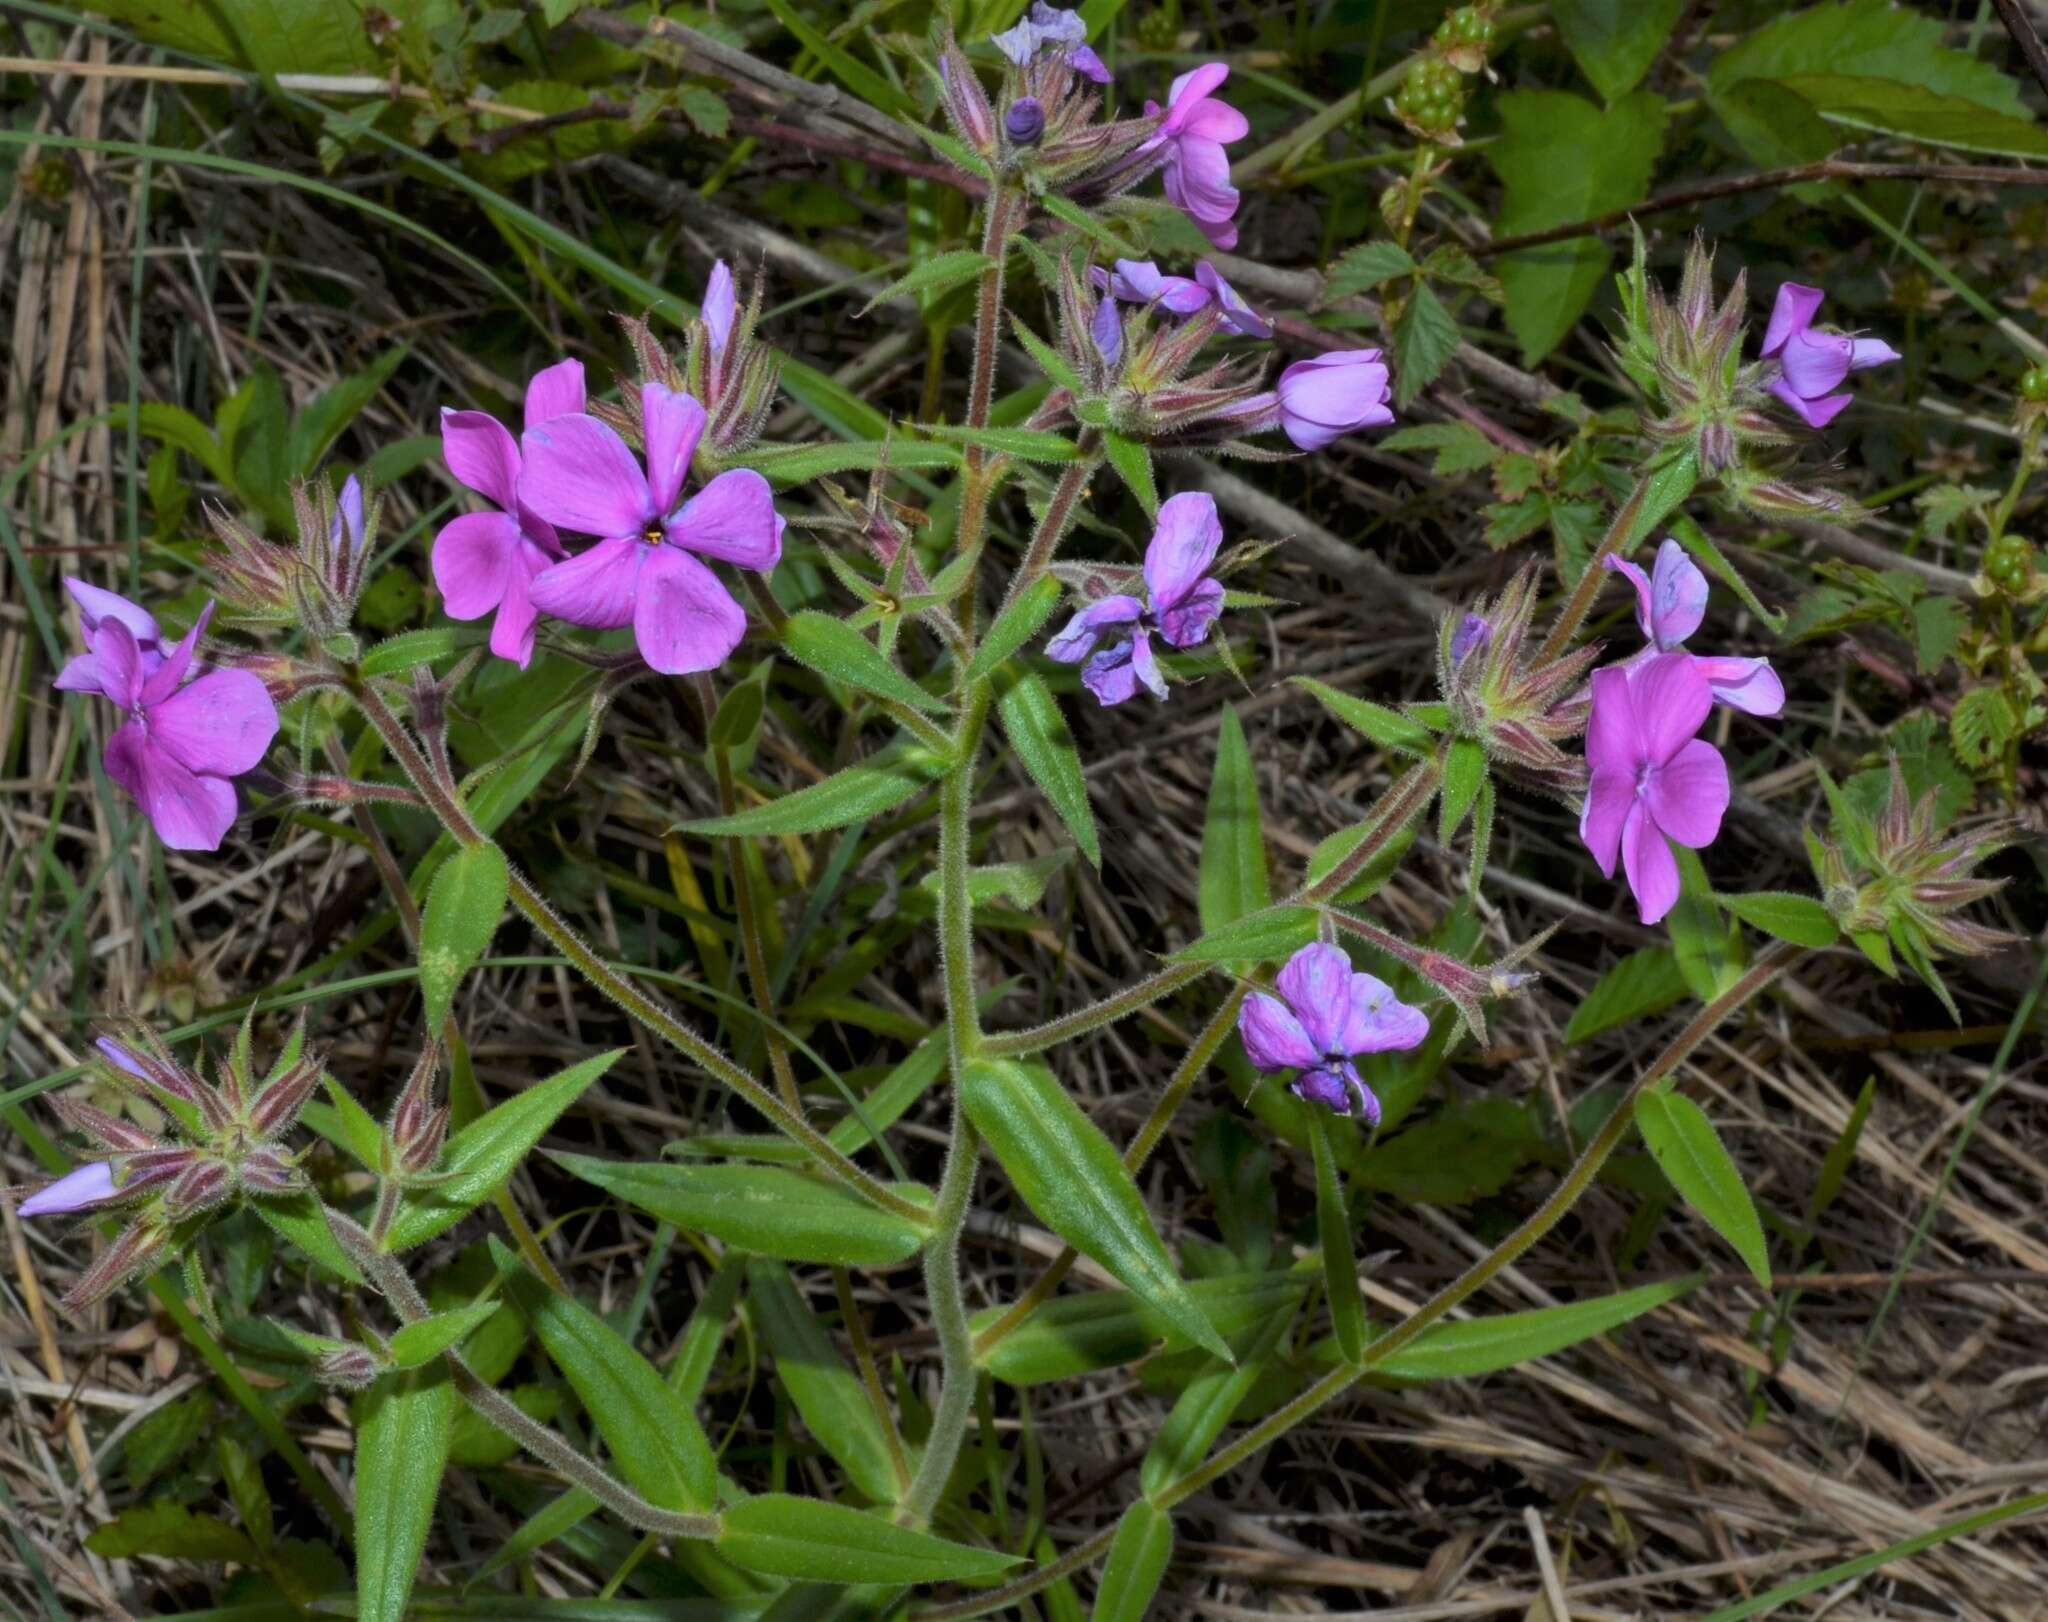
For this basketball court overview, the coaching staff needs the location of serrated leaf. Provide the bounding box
[1370,1274,1698,1378]
[782,611,948,713]
[1380,422,1497,476]
[962,1059,1232,1364]
[385,1051,621,1250]
[1392,281,1461,408]
[1563,946,1689,1045]
[353,1363,456,1622]
[966,574,1065,684]
[679,754,945,837]
[1324,239,1416,301]
[995,668,1100,866]
[1093,1502,1174,1622]
[1199,707,1270,935]
[1553,0,1687,101]
[860,249,996,314]
[717,1494,1019,1584]
[1635,1089,1771,1285]
[419,843,510,1031]
[1718,891,1839,948]
[386,1299,504,1369]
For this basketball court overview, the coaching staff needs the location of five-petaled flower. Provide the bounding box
[1045,491,1227,705]
[521,382,785,676]
[1579,653,1730,926]
[1237,942,1429,1124]
[64,592,279,851]
[1604,539,1784,716]
[1143,64,1247,250]
[1761,283,1900,429]
[433,358,586,668]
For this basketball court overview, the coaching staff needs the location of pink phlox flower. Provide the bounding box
[1275,349,1393,450]
[1760,283,1899,429]
[1579,652,1730,926]
[1237,942,1429,1124]
[1044,491,1226,706]
[54,580,166,701]
[1603,539,1783,717]
[18,1161,120,1219]
[434,358,588,668]
[1143,64,1247,249]
[92,603,280,852]
[521,382,785,676]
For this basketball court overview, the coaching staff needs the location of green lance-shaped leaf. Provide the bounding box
[678,754,945,838]
[961,1059,1232,1364]
[1103,430,1159,517]
[418,843,510,1030]
[1199,706,1270,937]
[975,1270,1307,1386]
[1290,677,1434,758]
[716,1494,1020,1584]
[747,1261,904,1501]
[1635,1087,1772,1286]
[859,249,996,314]
[386,1299,504,1369]
[1369,1274,1699,1379]
[1717,890,1840,948]
[384,1050,622,1251]
[358,626,474,678]
[965,574,1065,685]
[1563,946,1688,1046]
[1140,1307,1299,1496]
[995,668,1100,866]
[1308,1112,1364,1366]
[1437,737,1487,845]
[1093,1501,1175,1622]
[555,1154,930,1267]
[921,423,1082,462]
[494,1240,718,1513]
[352,1362,457,1622]
[782,610,949,714]
[746,438,959,487]
[1170,905,1321,965]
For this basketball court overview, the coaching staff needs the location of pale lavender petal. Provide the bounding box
[1194,261,1270,338]
[1092,294,1122,365]
[1779,330,1852,400]
[1238,991,1318,1072]
[1762,283,1825,358]
[1630,651,1713,765]
[1161,63,1230,133]
[1621,805,1680,926]
[1579,769,1634,877]
[20,1161,119,1218]
[109,728,238,851]
[96,1038,149,1079]
[1603,554,1657,644]
[1143,491,1224,610]
[333,475,366,554]
[1069,44,1111,83]
[1278,351,1393,451]
[664,467,781,568]
[1646,538,1707,649]
[1645,737,1729,848]
[519,415,652,539]
[523,357,587,430]
[991,16,1040,64]
[1156,577,1222,649]
[147,669,280,777]
[1848,336,1900,372]
[702,262,737,358]
[64,578,159,646]
[632,544,748,675]
[1112,260,1208,315]
[1029,4,1087,46]
[1179,97,1249,143]
[1581,664,1644,779]
[53,652,108,696]
[1695,655,1784,717]
[1128,625,1167,700]
[1770,376,1851,428]
[441,409,522,511]
[1044,596,1142,664]
[1080,640,1139,705]
[1162,139,1239,249]
[432,510,522,619]
[528,535,645,629]
[1276,941,1353,1055]
[1338,973,1428,1055]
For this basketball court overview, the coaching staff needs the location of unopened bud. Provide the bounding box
[1450,613,1491,665]
[236,1145,303,1197]
[314,1343,385,1391]
[1005,97,1046,147]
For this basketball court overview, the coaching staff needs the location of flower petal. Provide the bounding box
[147,669,280,777]
[1582,663,1644,778]
[1695,654,1784,717]
[519,414,652,539]
[642,383,707,518]
[632,545,748,675]
[1091,294,1123,365]
[1647,538,1707,648]
[1162,139,1239,247]
[1163,63,1230,129]
[1621,806,1681,926]
[1579,769,1634,878]
[523,357,587,430]
[1848,336,1899,372]
[1603,553,1657,644]
[1045,596,1143,664]
[664,467,782,568]
[488,544,549,669]
[1128,625,1167,700]
[138,602,215,708]
[702,262,737,357]
[1780,330,1853,400]
[85,619,144,712]
[20,1161,120,1218]
[1238,992,1318,1072]
[432,510,522,619]
[1339,974,1429,1055]
[1156,577,1222,649]
[1194,261,1270,338]
[1645,736,1729,849]
[441,408,522,511]
[64,578,159,646]
[1080,640,1139,705]
[528,535,644,629]
[107,727,238,851]
[1143,491,1224,610]
[1762,283,1825,358]
[1275,941,1352,1055]
[1628,651,1712,765]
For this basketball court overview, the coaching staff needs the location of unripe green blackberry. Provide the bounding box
[1395,58,1465,135]
[2020,365,2048,403]
[1984,532,2035,596]
[1433,5,1498,71]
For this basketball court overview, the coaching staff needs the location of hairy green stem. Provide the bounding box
[990,433,1103,621]
[1535,471,1653,666]
[954,186,1020,577]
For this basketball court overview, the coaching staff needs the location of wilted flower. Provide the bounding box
[1194,260,1271,338]
[992,3,1109,83]
[1580,653,1729,925]
[1238,942,1429,1124]
[433,358,584,668]
[1604,539,1784,717]
[1761,284,1900,429]
[522,383,784,675]
[1045,491,1227,705]
[71,601,279,851]
[1142,64,1246,249]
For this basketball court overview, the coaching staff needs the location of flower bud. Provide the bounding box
[1005,97,1046,147]
[18,1161,121,1219]
[1449,613,1491,666]
[938,36,997,157]
[58,1221,168,1314]
[162,1157,233,1220]
[314,1343,386,1392]
[236,1145,304,1197]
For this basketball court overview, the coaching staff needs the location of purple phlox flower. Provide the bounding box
[329,474,366,555]
[1090,290,1124,367]
[1044,491,1225,706]
[1237,942,1429,1125]
[702,262,737,360]
[1194,260,1271,338]
[54,579,165,701]
[1579,653,1729,927]
[18,1161,120,1219]
[1450,612,1491,665]
[91,603,280,852]
[1603,539,1784,717]
[1760,283,1900,430]
[1143,64,1247,250]
[521,382,785,676]
[1090,258,1210,316]
[1275,348,1393,450]
[1005,96,1046,145]
[991,3,1111,81]
[434,358,587,669]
